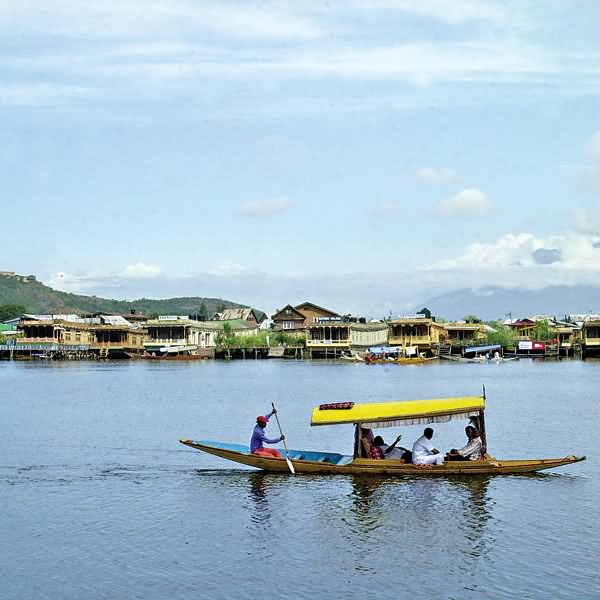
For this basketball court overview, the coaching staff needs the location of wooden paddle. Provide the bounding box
[271,402,295,474]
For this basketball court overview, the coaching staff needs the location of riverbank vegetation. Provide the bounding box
[215,327,306,348]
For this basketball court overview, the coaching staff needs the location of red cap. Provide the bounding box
[256,415,268,425]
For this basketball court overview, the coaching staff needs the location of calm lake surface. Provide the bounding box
[1,359,599,599]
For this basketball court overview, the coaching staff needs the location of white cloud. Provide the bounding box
[0,2,323,40]
[427,228,600,273]
[260,42,550,81]
[121,262,161,279]
[237,197,295,218]
[431,233,546,269]
[411,226,600,303]
[40,220,600,317]
[5,1,600,114]
[0,84,93,106]
[46,271,106,292]
[416,167,457,184]
[207,264,246,277]
[434,188,492,218]
[345,0,508,25]
[46,263,161,293]
[74,41,551,84]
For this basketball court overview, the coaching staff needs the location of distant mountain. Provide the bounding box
[0,273,245,317]
[417,285,600,321]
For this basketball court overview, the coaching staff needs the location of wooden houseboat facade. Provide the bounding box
[582,317,600,358]
[388,316,444,355]
[307,321,388,358]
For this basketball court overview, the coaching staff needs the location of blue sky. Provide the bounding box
[2,1,600,316]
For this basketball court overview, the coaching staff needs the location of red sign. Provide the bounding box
[532,342,545,350]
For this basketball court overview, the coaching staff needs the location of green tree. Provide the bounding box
[199,302,208,319]
[463,314,482,323]
[485,321,517,346]
[417,307,432,318]
[0,304,26,322]
[218,322,235,346]
[532,319,555,341]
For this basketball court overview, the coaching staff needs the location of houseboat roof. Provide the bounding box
[216,308,266,323]
[201,319,258,330]
[308,321,387,331]
[444,323,482,331]
[271,304,305,320]
[21,313,85,323]
[294,301,340,317]
[389,316,443,326]
[146,318,256,331]
[310,396,485,428]
[97,315,132,326]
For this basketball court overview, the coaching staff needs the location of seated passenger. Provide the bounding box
[361,428,384,459]
[373,434,408,460]
[412,427,444,466]
[445,426,483,461]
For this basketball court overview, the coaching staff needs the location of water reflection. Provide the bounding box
[248,471,271,525]
[346,475,495,567]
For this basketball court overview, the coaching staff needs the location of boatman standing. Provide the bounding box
[250,409,284,458]
[412,427,444,466]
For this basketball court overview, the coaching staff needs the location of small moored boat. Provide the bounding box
[180,393,585,476]
[339,352,365,362]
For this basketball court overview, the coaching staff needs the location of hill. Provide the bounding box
[0,273,244,317]
[417,285,600,321]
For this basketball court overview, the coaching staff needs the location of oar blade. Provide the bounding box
[286,456,295,474]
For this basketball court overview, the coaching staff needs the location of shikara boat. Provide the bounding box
[366,355,428,365]
[180,394,585,476]
[339,353,365,362]
[143,354,206,360]
[364,345,437,365]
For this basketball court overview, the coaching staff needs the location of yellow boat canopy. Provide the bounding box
[311,396,485,428]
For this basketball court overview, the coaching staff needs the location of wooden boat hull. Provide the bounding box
[180,439,585,476]
[367,356,439,365]
[367,358,426,365]
[143,354,206,360]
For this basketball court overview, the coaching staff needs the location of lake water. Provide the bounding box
[1,359,599,599]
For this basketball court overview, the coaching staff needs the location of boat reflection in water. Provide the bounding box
[346,475,494,573]
[243,469,495,567]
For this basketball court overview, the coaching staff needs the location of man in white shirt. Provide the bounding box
[445,426,483,461]
[412,427,444,466]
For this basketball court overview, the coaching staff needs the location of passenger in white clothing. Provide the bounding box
[445,426,483,461]
[412,427,444,466]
